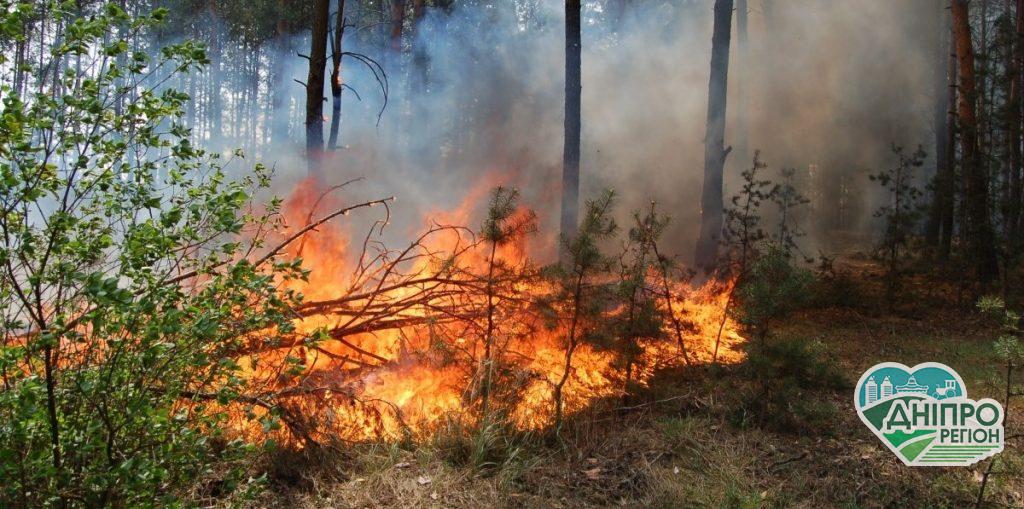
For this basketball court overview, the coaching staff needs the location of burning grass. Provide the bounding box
[223,179,745,445]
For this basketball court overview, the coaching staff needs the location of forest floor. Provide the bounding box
[251,254,1024,508]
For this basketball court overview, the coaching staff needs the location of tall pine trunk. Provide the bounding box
[306,0,330,177]
[928,2,953,248]
[560,0,582,261]
[411,0,428,88]
[391,0,407,53]
[271,0,292,145]
[952,0,1000,283]
[734,0,749,176]
[695,0,734,270]
[1008,0,1024,245]
[328,0,347,151]
[208,0,222,142]
[941,23,958,260]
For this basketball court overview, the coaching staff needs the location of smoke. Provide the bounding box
[239,0,940,261]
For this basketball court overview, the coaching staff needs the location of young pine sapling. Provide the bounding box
[478,186,537,415]
[975,296,1022,508]
[770,167,811,261]
[615,202,671,399]
[869,144,925,311]
[714,151,772,362]
[549,190,617,436]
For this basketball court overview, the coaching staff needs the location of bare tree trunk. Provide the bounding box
[391,0,407,53]
[734,0,749,176]
[208,0,222,142]
[941,22,958,261]
[560,0,582,262]
[306,0,330,177]
[271,0,292,145]
[694,0,734,270]
[410,0,428,89]
[327,0,347,151]
[952,0,1000,283]
[929,1,953,247]
[1008,0,1024,245]
[942,39,958,260]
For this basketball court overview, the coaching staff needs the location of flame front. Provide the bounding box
[231,179,745,444]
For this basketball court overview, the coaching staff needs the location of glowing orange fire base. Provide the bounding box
[225,179,744,445]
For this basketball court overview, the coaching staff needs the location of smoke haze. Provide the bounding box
[243,0,940,261]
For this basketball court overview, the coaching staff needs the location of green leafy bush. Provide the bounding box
[0,4,298,506]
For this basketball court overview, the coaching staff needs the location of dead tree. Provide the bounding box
[952,0,1000,283]
[694,0,734,270]
[560,0,583,263]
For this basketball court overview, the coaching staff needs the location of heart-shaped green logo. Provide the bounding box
[854,362,1004,466]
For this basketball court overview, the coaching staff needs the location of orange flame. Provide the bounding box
[230,178,745,443]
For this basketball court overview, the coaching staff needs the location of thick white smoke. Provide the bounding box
[253,0,939,262]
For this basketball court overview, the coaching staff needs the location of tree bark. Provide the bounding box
[208,0,222,141]
[271,0,292,145]
[306,0,330,177]
[694,0,734,270]
[734,0,749,174]
[952,0,1000,283]
[327,0,347,151]
[941,23,958,260]
[928,2,953,247]
[391,0,407,53]
[1008,0,1024,245]
[559,0,583,262]
[411,0,429,89]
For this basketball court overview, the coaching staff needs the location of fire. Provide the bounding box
[229,178,745,444]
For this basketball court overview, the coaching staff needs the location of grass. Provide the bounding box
[249,260,1024,508]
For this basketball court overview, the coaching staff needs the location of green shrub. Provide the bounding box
[0,5,296,506]
[809,255,864,308]
[732,338,848,434]
[869,145,925,310]
[734,244,815,343]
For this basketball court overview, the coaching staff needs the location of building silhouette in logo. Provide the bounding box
[865,376,879,405]
[880,376,894,399]
[864,374,941,406]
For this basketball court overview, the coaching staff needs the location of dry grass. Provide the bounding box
[246,262,1024,508]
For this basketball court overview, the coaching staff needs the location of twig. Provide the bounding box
[768,452,807,470]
